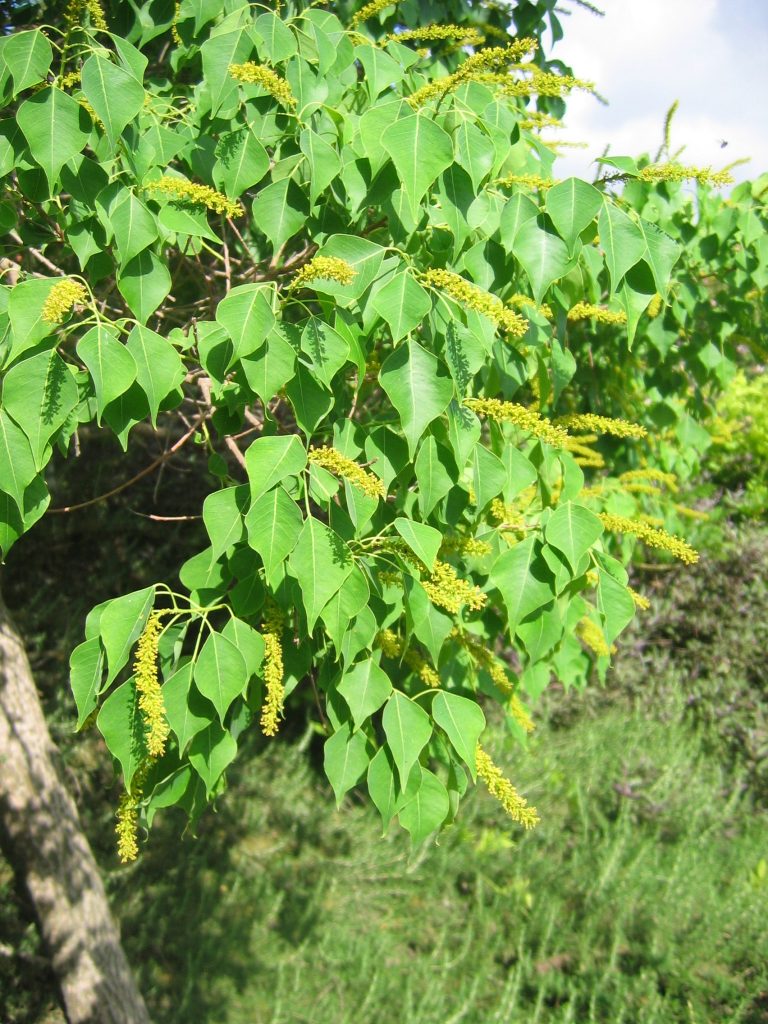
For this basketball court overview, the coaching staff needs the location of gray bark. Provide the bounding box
[0,592,151,1024]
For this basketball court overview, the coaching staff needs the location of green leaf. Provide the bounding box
[16,87,90,189]
[214,128,269,199]
[202,485,249,562]
[215,283,275,365]
[379,341,454,457]
[517,606,563,663]
[254,11,298,61]
[200,27,250,117]
[7,278,58,361]
[300,317,349,388]
[404,579,453,666]
[499,192,539,251]
[638,218,681,296]
[355,44,405,100]
[597,570,635,644]
[117,249,172,324]
[99,586,155,687]
[414,436,455,518]
[455,120,495,192]
[338,659,392,728]
[299,128,342,203]
[76,324,137,419]
[398,766,450,845]
[320,564,369,652]
[222,617,264,679]
[314,235,386,303]
[0,410,40,513]
[545,501,604,573]
[472,444,506,511]
[598,201,646,292]
[288,516,354,631]
[251,178,309,252]
[381,114,454,220]
[245,434,307,502]
[490,537,555,631]
[285,363,334,433]
[109,191,159,265]
[188,720,238,796]
[163,662,215,754]
[241,325,296,403]
[125,325,185,426]
[1,350,78,468]
[81,54,145,148]
[97,678,146,788]
[69,637,104,729]
[324,723,370,806]
[393,518,442,571]
[367,746,400,832]
[4,30,53,94]
[193,631,248,723]
[545,177,602,254]
[371,271,431,344]
[382,690,432,788]
[513,217,571,303]
[245,486,303,585]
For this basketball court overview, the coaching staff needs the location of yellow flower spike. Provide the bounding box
[440,535,493,558]
[496,173,556,190]
[556,413,647,440]
[308,446,385,499]
[567,301,628,326]
[289,256,357,290]
[509,694,535,734]
[598,512,699,565]
[619,468,678,491]
[451,627,514,696]
[229,63,297,108]
[475,744,539,828]
[506,293,553,318]
[376,629,403,658]
[628,587,651,611]
[41,278,87,324]
[65,0,107,30]
[638,163,733,188]
[576,616,612,658]
[421,269,529,338]
[407,39,537,108]
[422,561,486,615]
[144,176,243,218]
[384,25,485,46]
[351,0,398,26]
[115,791,139,863]
[647,293,663,318]
[260,601,286,738]
[404,648,440,687]
[133,611,170,758]
[464,397,570,447]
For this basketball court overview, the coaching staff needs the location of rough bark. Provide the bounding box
[0,592,151,1024]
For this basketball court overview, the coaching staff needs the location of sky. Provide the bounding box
[544,0,768,186]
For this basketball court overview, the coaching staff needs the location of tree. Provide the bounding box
[0,0,764,944]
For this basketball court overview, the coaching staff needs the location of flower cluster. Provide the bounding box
[619,468,678,491]
[519,111,564,130]
[41,278,87,324]
[555,413,647,440]
[404,648,440,688]
[114,761,151,863]
[452,627,514,697]
[475,744,539,828]
[464,398,570,447]
[598,512,699,564]
[628,587,651,611]
[576,616,612,658]
[260,601,286,737]
[638,163,733,187]
[376,628,402,658]
[481,69,594,99]
[440,535,492,558]
[144,176,243,218]
[229,63,297,108]
[407,39,537,107]
[385,25,485,46]
[506,293,553,319]
[308,446,386,500]
[488,498,527,530]
[133,611,170,758]
[646,293,663,318]
[496,173,556,190]
[352,0,397,26]
[421,269,528,338]
[422,561,486,615]
[567,302,628,326]
[65,0,107,30]
[509,694,535,734]
[564,434,605,469]
[289,256,357,290]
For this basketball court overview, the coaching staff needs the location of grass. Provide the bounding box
[106,688,768,1024]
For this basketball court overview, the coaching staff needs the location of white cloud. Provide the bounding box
[543,0,768,184]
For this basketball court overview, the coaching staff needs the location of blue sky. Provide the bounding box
[545,0,768,185]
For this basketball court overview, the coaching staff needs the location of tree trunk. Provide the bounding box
[0,592,151,1024]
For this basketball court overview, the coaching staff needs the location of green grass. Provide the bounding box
[109,691,768,1024]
